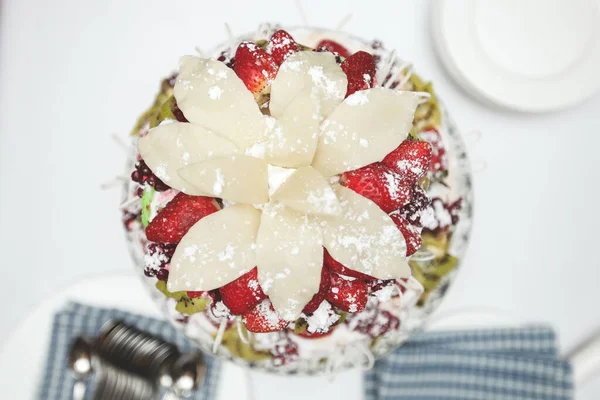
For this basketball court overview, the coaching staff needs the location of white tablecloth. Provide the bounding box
[1,0,599,398]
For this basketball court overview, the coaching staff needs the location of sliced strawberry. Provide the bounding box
[398,185,431,227]
[382,140,433,186]
[145,193,220,244]
[326,273,369,313]
[302,266,331,314]
[419,127,447,174]
[186,291,208,299]
[324,250,374,280]
[341,51,377,97]
[242,299,290,333]
[267,30,300,66]
[220,267,266,315]
[315,39,351,59]
[390,212,422,256]
[233,42,278,94]
[341,163,412,213]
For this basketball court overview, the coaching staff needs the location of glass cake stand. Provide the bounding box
[122,25,473,375]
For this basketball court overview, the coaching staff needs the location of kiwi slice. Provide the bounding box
[150,96,180,129]
[408,73,442,131]
[293,318,308,334]
[141,186,155,227]
[130,78,175,136]
[155,280,185,301]
[175,296,210,315]
[220,326,271,361]
[155,281,210,315]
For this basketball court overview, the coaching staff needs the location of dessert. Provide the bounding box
[121,25,471,373]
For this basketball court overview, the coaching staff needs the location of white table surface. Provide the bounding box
[1,0,599,398]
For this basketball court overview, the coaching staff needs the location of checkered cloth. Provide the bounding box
[37,302,220,400]
[364,326,574,400]
[38,303,573,400]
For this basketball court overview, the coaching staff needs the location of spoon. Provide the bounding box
[167,351,206,399]
[68,336,94,400]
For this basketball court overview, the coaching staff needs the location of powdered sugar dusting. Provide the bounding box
[208,85,223,100]
[303,301,340,333]
[213,168,225,195]
[345,90,370,106]
[267,165,295,195]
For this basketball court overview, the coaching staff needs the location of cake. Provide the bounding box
[121,25,470,372]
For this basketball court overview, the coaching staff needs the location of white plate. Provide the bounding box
[432,0,600,112]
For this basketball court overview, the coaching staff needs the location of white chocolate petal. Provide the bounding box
[266,90,320,168]
[174,56,268,149]
[312,89,420,176]
[270,51,347,119]
[138,122,238,195]
[271,166,341,216]
[256,203,324,321]
[167,204,261,291]
[178,155,269,204]
[320,186,411,280]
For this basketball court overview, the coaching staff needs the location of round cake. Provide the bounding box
[121,25,472,374]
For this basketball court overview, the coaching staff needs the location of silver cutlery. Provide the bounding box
[68,320,205,400]
[68,336,94,400]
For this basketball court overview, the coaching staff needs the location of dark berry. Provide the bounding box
[315,45,343,64]
[449,198,463,225]
[131,160,170,192]
[217,51,235,69]
[368,279,396,294]
[270,332,299,366]
[156,269,169,281]
[345,307,400,339]
[144,267,157,278]
[172,102,187,123]
[398,185,431,227]
[146,243,177,271]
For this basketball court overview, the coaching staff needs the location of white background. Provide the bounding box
[1,0,599,398]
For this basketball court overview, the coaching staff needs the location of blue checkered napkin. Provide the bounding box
[364,326,573,400]
[37,302,220,400]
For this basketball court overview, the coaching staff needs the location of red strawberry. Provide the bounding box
[220,267,266,315]
[315,39,351,59]
[382,140,433,186]
[233,42,278,94]
[341,163,413,213]
[186,291,208,299]
[242,299,290,333]
[267,30,300,66]
[324,250,374,280]
[341,51,377,97]
[302,266,331,314]
[326,273,369,313]
[390,212,422,256]
[145,193,220,244]
[419,127,447,174]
